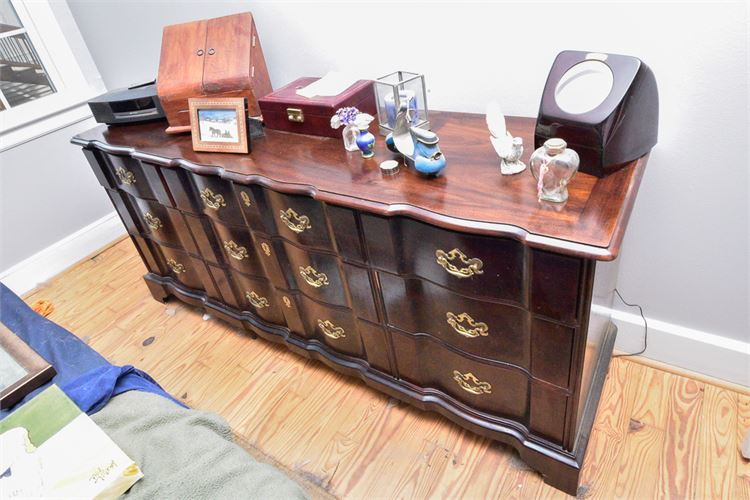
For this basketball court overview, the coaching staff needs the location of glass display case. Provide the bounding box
[374,71,429,135]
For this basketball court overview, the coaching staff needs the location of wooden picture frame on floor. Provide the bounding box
[0,323,56,409]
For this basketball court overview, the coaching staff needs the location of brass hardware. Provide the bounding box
[240,191,252,207]
[287,107,304,123]
[452,370,492,395]
[115,167,135,185]
[318,319,345,339]
[200,188,226,210]
[299,265,329,288]
[166,258,185,274]
[279,208,312,233]
[245,291,269,309]
[144,212,162,231]
[261,242,271,256]
[223,240,248,260]
[446,312,489,338]
[282,296,292,308]
[435,248,484,279]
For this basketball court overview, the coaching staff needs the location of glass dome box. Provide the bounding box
[374,71,429,136]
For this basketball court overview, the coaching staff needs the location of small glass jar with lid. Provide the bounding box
[530,138,580,203]
[374,71,429,136]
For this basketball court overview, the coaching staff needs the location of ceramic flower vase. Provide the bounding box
[356,128,375,158]
[353,113,376,159]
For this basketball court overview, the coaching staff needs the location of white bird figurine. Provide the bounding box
[486,101,526,175]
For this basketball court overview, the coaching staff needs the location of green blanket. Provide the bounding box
[91,391,307,499]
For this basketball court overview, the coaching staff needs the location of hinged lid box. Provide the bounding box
[259,77,376,138]
[157,12,272,134]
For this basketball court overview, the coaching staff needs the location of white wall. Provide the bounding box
[0,117,113,271]
[63,1,748,381]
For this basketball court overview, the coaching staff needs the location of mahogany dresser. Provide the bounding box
[72,113,646,495]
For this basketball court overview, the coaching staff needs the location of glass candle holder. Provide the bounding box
[374,71,429,136]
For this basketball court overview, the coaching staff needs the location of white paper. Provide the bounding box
[295,71,360,98]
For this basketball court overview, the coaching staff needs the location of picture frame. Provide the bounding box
[188,97,249,154]
[0,323,56,409]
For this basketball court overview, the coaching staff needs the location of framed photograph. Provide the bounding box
[0,323,56,409]
[188,97,249,154]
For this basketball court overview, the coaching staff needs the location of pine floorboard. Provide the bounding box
[21,238,750,499]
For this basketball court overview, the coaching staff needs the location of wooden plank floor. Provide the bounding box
[23,238,750,499]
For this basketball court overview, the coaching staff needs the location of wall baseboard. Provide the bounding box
[0,211,125,296]
[1,214,747,388]
[594,305,750,387]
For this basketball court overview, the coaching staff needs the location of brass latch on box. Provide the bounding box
[287,108,304,123]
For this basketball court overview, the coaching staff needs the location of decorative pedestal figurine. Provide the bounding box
[530,138,580,202]
[385,103,446,176]
[486,101,526,175]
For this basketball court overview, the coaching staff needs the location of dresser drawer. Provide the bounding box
[295,294,364,358]
[101,153,169,203]
[154,244,220,300]
[392,330,528,421]
[129,196,197,254]
[363,216,524,305]
[282,242,347,307]
[266,191,332,250]
[232,183,273,234]
[210,221,266,277]
[380,273,529,369]
[230,271,286,326]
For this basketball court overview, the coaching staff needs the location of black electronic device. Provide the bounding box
[88,81,165,125]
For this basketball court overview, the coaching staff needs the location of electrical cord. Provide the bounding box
[612,288,648,358]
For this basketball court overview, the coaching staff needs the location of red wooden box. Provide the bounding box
[259,77,376,138]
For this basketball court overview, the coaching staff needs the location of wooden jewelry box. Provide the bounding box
[258,77,377,138]
[156,12,272,134]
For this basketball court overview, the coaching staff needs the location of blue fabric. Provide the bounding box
[0,283,185,417]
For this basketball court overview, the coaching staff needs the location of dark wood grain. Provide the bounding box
[72,112,647,495]
[72,112,647,260]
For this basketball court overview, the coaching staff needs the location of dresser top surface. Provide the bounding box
[73,111,647,260]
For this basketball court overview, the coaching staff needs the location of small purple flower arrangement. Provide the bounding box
[330,107,360,129]
[330,107,375,154]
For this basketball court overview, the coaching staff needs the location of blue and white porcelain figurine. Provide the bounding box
[354,113,376,158]
[385,103,446,176]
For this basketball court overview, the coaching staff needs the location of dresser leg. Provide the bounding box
[144,274,169,303]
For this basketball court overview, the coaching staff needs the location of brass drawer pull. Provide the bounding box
[200,188,226,210]
[435,248,484,279]
[446,312,489,338]
[166,258,186,274]
[279,208,312,234]
[282,296,292,308]
[245,290,270,309]
[144,212,162,231]
[240,191,252,207]
[115,166,136,185]
[318,319,345,339]
[223,240,248,260]
[299,265,329,288]
[452,370,492,395]
[261,242,271,256]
